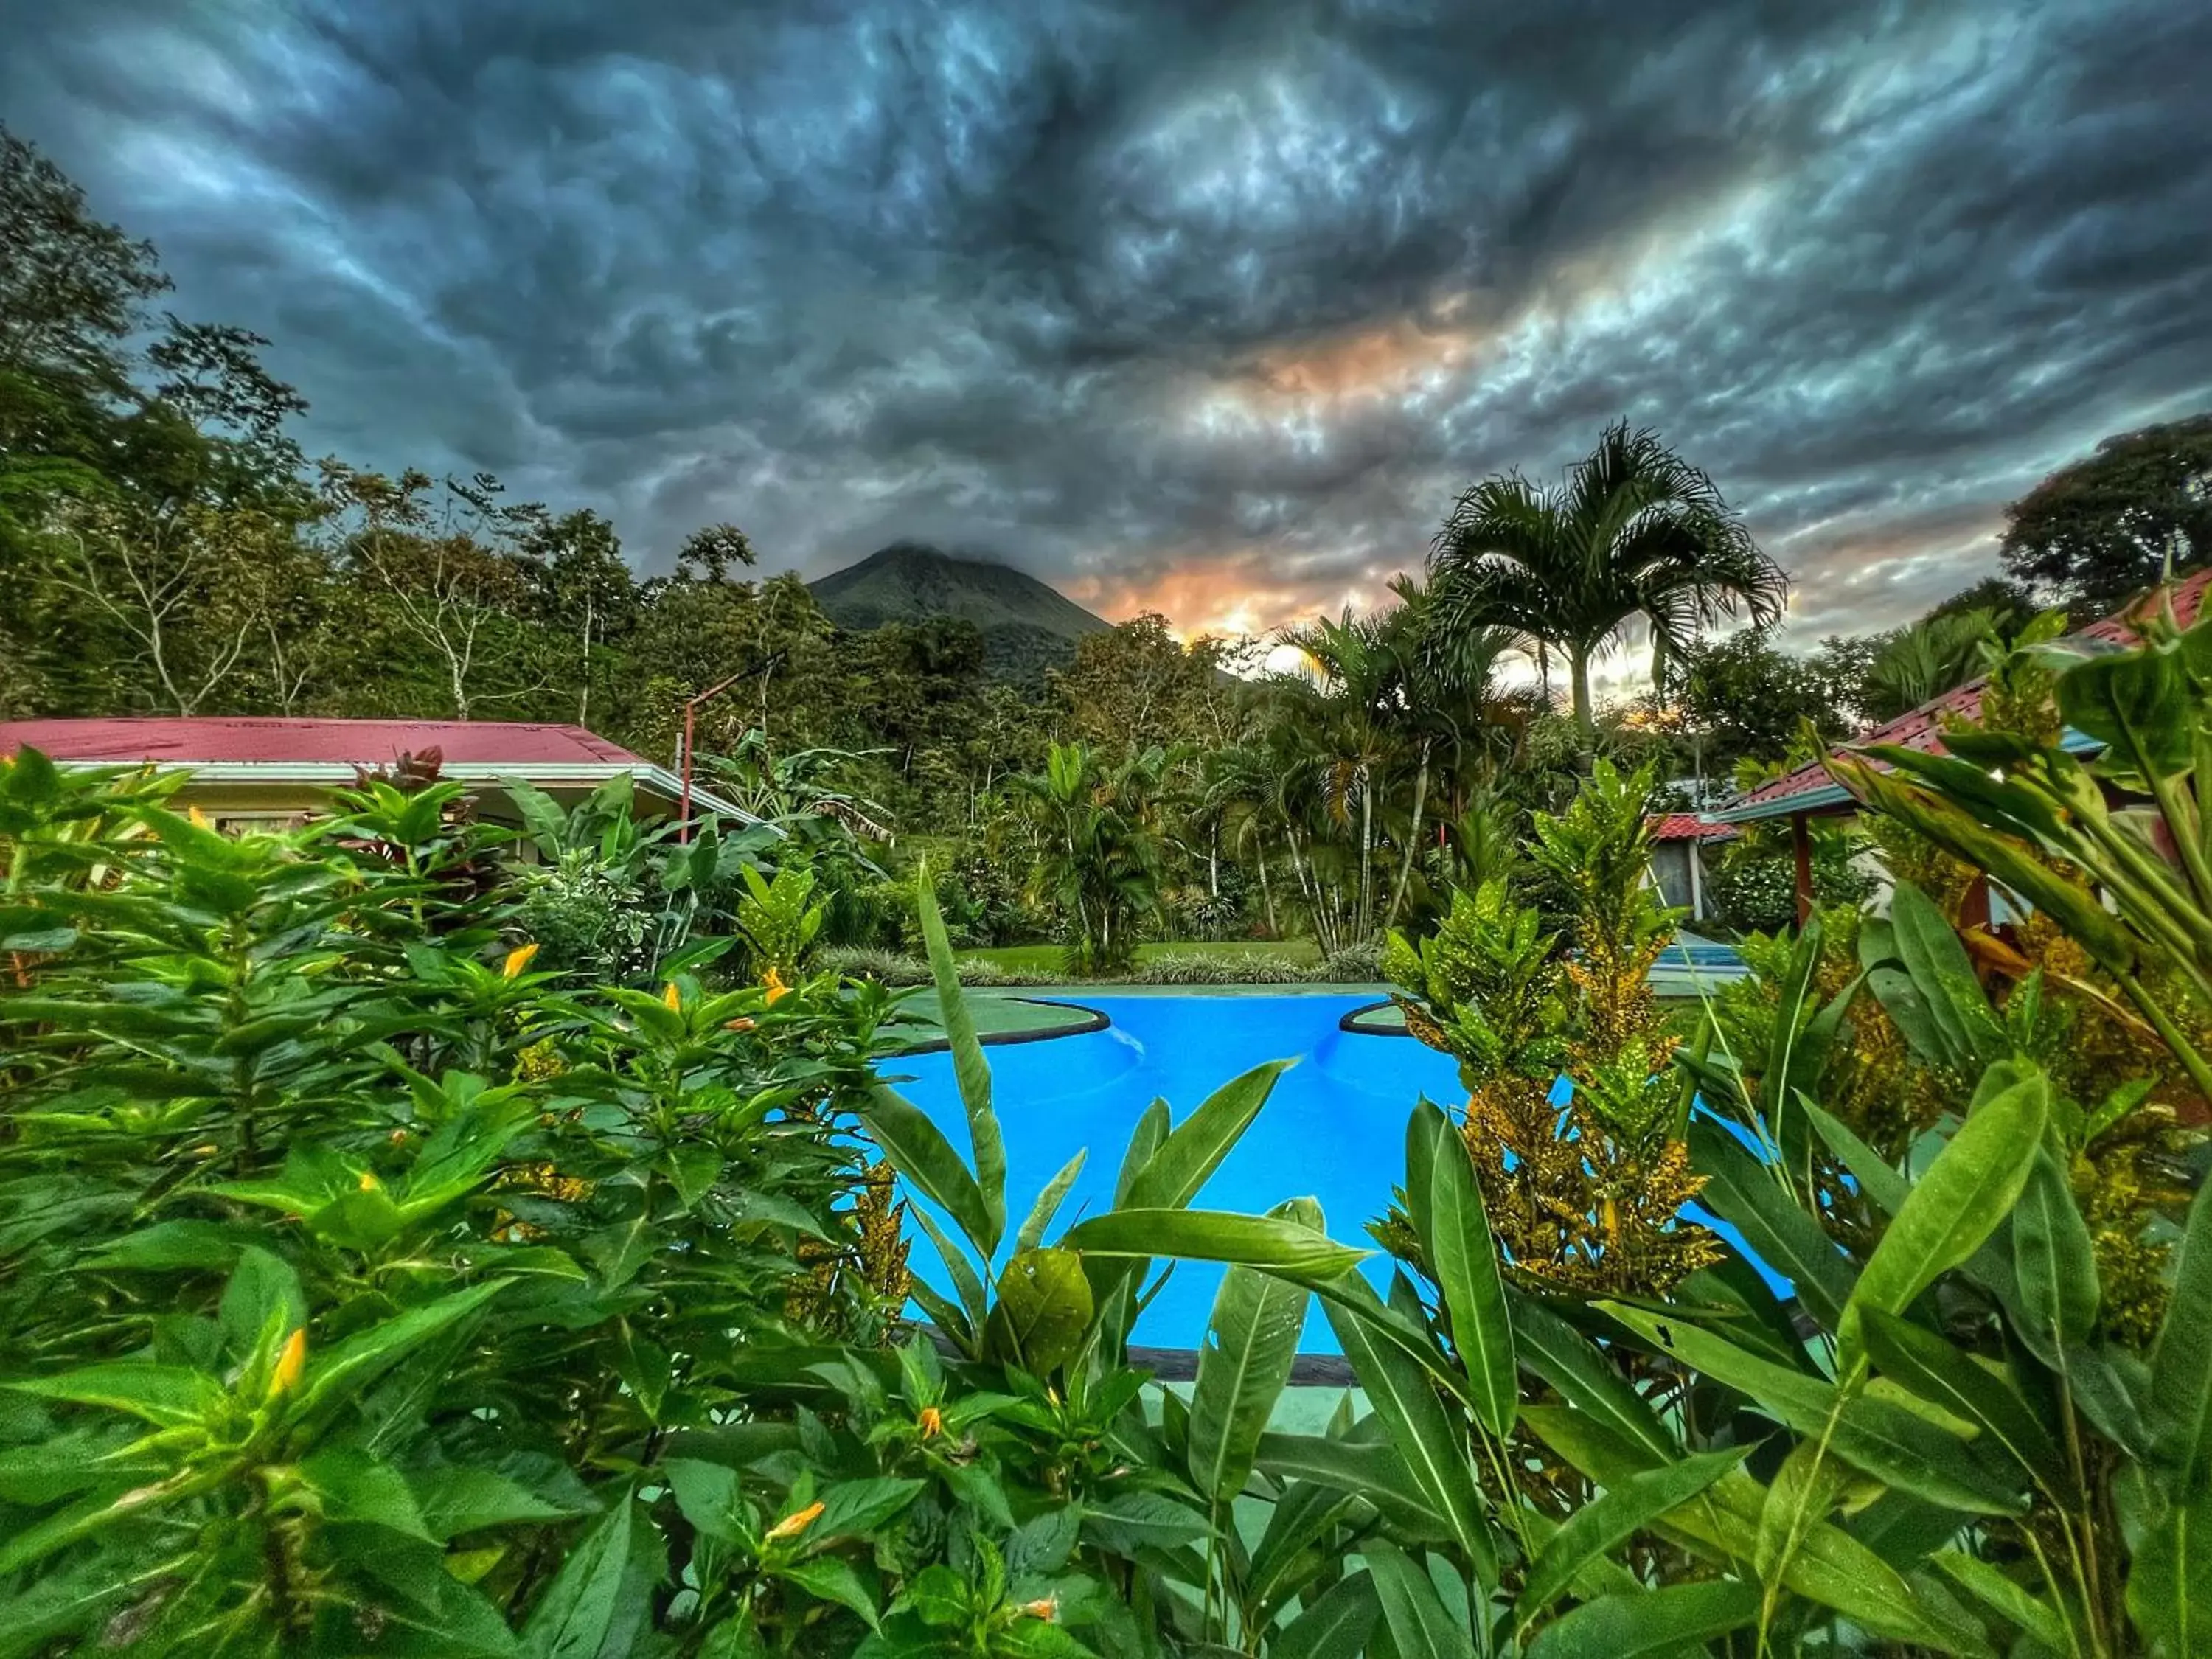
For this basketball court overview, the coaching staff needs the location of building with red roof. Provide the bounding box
[0,717,752,830]
[1703,566,2212,920]
[1646,813,1738,922]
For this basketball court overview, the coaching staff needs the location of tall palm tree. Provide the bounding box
[1279,610,1401,941]
[1374,576,1524,927]
[1430,421,1787,754]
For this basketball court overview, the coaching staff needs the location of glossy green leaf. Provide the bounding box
[1123,1060,1292,1210]
[1887,883,2008,1074]
[1079,1490,1212,1555]
[1267,1568,1379,1659]
[860,1086,995,1262]
[1254,1429,1452,1538]
[1506,1290,1679,1464]
[1755,1439,1844,1590]
[1421,1102,1515,1436]
[984,1248,1093,1374]
[1366,1542,1475,1659]
[1113,1098,1171,1206]
[1603,1304,2028,1514]
[1513,1444,1750,1635]
[1187,1197,1316,1503]
[1524,1579,1762,1659]
[1323,1276,1494,1580]
[2060,641,2195,778]
[413,1466,588,1541]
[2011,1145,2099,1375]
[1246,1480,1360,1613]
[915,871,1004,1254]
[1802,1097,1909,1218]
[776,1558,881,1630]
[8,1362,222,1427]
[1688,1119,1857,1331]
[812,1476,927,1544]
[1517,1408,1995,1655]
[1060,1208,1366,1280]
[1860,1310,2067,1493]
[521,1487,661,1659]
[1015,1149,1087,1254]
[1930,1551,2070,1652]
[1839,1065,2048,1377]
[2150,1171,2212,1486]
[2127,1479,2212,1656]
[296,1280,510,1417]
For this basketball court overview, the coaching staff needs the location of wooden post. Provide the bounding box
[1961,873,1992,932]
[1792,812,1814,928]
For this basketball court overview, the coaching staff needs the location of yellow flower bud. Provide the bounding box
[188,806,212,830]
[357,1169,379,1192]
[501,942,540,979]
[661,981,682,1010]
[270,1327,307,1397]
[917,1405,943,1439]
[764,1500,824,1542]
[1020,1596,1059,1622]
[763,967,790,1005]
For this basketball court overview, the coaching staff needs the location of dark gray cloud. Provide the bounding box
[6,0,2211,674]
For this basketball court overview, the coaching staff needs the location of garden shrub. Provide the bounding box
[1317,938,1385,981]
[732,860,827,978]
[0,754,931,1652]
[1137,950,1307,984]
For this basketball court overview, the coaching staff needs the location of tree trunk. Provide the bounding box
[577,592,594,726]
[1386,740,1430,930]
[1571,647,1595,772]
[1258,849,1278,937]
[1357,774,1375,941]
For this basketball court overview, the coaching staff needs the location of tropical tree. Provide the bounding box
[1430,420,1788,754]
[1005,740,1164,973]
[2002,411,2212,610]
[1374,575,1529,925]
[1277,609,1400,942]
[1861,605,2004,720]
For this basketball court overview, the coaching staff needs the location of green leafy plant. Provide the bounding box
[1831,593,2212,1103]
[735,860,829,980]
[0,751,911,1653]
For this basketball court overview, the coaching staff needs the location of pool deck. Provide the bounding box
[889,983,1397,1048]
[894,953,1747,1047]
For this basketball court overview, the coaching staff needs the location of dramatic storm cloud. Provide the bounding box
[7,0,2211,659]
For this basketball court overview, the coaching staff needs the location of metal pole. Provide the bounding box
[678,703,695,844]
[675,669,751,845]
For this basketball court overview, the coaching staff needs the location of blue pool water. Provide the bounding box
[886,993,1465,1354]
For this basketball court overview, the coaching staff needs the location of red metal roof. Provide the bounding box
[1717,566,2212,821]
[1649,813,1739,842]
[0,717,644,768]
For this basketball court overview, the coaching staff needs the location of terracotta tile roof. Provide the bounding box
[1711,567,2212,823]
[0,717,643,768]
[1649,813,1739,842]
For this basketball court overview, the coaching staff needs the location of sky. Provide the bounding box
[7,0,2212,681]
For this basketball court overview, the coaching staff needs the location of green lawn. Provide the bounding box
[956,938,1324,973]
[892,992,1101,1045]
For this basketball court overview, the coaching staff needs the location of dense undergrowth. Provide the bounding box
[6,586,2212,1655]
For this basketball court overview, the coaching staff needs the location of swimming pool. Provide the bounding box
[886,992,1465,1354]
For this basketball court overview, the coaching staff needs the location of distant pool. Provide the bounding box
[886,992,1464,1354]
